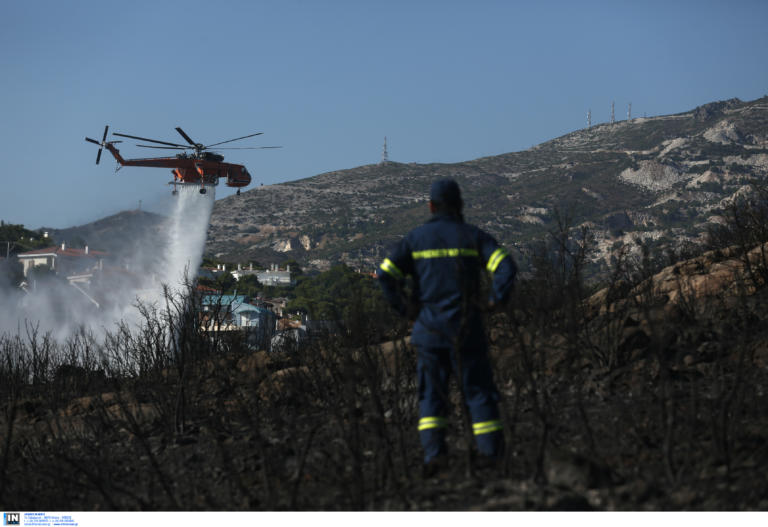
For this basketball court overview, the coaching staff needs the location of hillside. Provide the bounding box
[206,96,768,273]
[46,209,168,257]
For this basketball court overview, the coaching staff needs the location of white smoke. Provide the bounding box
[0,184,216,341]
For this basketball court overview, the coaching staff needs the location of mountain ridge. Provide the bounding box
[205,96,768,274]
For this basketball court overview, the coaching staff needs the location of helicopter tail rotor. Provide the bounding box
[85,125,110,164]
[85,125,121,165]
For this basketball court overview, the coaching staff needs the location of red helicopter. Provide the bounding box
[85,125,280,195]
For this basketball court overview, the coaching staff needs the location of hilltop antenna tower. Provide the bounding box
[380,136,389,164]
[627,102,632,121]
[587,109,592,128]
[611,101,615,124]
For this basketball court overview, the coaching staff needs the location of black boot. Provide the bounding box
[422,454,451,478]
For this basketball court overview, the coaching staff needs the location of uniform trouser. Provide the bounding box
[416,344,504,463]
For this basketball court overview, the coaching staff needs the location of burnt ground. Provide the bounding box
[2,276,768,512]
[6,226,768,512]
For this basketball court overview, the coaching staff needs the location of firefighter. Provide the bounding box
[377,178,517,473]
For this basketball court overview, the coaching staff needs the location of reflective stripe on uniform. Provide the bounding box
[472,419,503,435]
[418,416,448,431]
[412,248,479,260]
[486,248,509,273]
[380,258,404,279]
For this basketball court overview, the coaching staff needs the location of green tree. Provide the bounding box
[215,272,237,293]
[287,264,383,320]
[236,274,261,297]
[0,257,23,288]
[282,259,304,276]
[0,223,49,253]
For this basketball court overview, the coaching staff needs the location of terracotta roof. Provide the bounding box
[17,246,107,258]
[196,284,222,294]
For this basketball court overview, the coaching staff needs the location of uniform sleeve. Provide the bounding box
[478,230,517,305]
[376,237,415,317]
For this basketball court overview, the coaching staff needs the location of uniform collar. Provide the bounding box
[428,211,463,223]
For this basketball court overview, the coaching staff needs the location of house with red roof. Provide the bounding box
[17,242,107,278]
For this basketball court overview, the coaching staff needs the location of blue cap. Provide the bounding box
[429,178,462,207]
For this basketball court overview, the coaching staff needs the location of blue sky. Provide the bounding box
[1,0,767,229]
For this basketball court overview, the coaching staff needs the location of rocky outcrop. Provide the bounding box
[693,98,742,121]
[589,242,768,318]
[618,161,685,192]
[704,120,747,144]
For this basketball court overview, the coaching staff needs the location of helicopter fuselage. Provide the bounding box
[104,143,251,188]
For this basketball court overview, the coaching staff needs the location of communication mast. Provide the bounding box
[611,101,615,124]
[628,102,632,121]
[587,109,592,128]
[380,136,389,165]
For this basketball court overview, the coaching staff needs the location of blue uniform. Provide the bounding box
[377,211,516,462]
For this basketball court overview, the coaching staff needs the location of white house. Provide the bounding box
[231,263,293,286]
[17,242,106,278]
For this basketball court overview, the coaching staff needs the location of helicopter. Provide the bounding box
[85,125,280,195]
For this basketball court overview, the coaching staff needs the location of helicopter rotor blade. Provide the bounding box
[136,144,190,150]
[113,132,188,148]
[85,136,104,164]
[205,132,264,148]
[101,125,109,143]
[213,146,282,150]
[175,127,197,146]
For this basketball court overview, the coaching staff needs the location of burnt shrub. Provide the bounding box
[3,219,768,509]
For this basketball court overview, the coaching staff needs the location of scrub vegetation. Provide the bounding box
[3,194,768,510]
